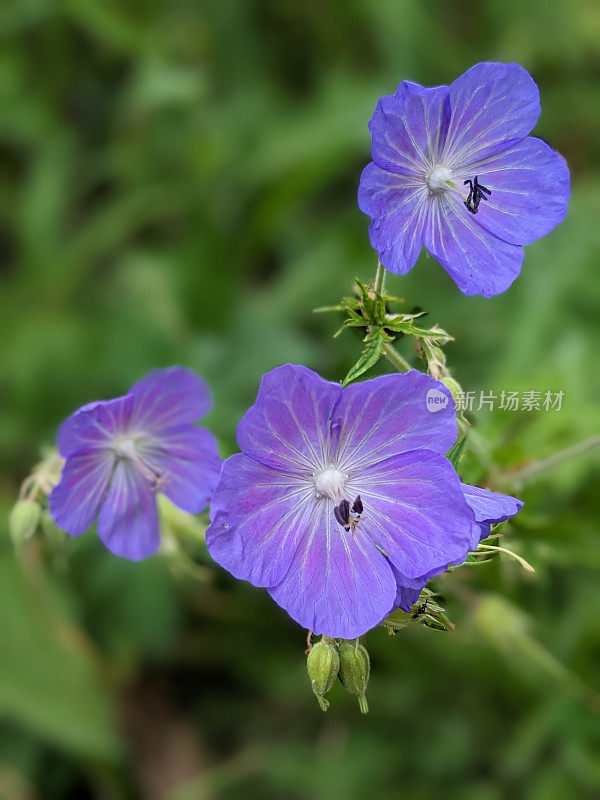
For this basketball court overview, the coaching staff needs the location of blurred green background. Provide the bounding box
[1,1,600,798]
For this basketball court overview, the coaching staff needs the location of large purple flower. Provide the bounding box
[358,62,570,297]
[50,367,221,560]
[206,364,522,638]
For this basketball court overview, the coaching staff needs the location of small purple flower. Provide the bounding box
[358,62,570,297]
[50,367,221,560]
[206,364,522,638]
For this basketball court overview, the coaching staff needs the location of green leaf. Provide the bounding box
[0,548,121,763]
[385,316,453,344]
[342,327,389,386]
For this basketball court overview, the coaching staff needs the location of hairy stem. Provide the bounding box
[502,435,600,490]
[373,260,411,373]
[382,343,412,373]
[373,260,386,295]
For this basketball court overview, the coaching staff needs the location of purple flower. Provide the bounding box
[358,62,570,297]
[206,364,522,638]
[50,367,221,560]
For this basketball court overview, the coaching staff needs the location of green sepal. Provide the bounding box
[9,500,41,546]
[447,436,468,469]
[381,588,455,633]
[338,640,370,714]
[307,638,340,712]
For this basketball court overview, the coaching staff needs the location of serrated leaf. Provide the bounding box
[385,316,453,344]
[342,327,389,386]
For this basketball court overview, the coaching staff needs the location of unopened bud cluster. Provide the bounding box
[306,636,370,713]
[9,498,68,550]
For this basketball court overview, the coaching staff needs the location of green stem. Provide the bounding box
[501,434,600,490]
[373,260,411,372]
[382,343,411,373]
[351,257,410,375]
[477,543,535,573]
[374,260,386,295]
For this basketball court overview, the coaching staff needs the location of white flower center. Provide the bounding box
[313,465,347,501]
[426,165,453,194]
[111,434,164,488]
[113,437,139,461]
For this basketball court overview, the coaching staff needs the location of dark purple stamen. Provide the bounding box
[352,495,363,515]
[334,499,350,527]
[463,175,491,214]
[334,496,364,531]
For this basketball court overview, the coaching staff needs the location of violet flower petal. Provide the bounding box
[358,162,428,274]
[370,82,450,176]
[461,483,524,544]
[443,61,540,166]
[49,447,114,536]
[391,482,525,609]
[333,371,457,467]
[97,460,160,560]
[138,426,221,514]
[129,366,212,434]
[461,137,570,246]
[236,364,341,472]
[358,451,474,580]
[57,395,134,458]
[206,453,317,587]
[389,568,428,613]
[267,499,397,639]
[423,191,525,297]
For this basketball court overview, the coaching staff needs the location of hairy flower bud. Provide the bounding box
[338,640,370,713]
[441,376,463,403]
[9,500,40,546]
[306,638,339,711]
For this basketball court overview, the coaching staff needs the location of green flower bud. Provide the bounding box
[338,640,370,714]
[441,376,463,403]
[307,638,339,711]
[9,500,40,546]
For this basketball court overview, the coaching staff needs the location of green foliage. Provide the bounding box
[318,278,453,385]
[0,546,120,764]
[1,0,600,797]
